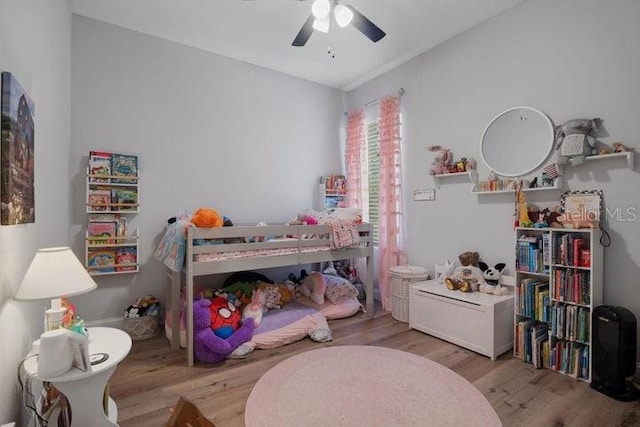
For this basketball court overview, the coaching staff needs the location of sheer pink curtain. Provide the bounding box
[378,95,407,310]
[345,109,364,210]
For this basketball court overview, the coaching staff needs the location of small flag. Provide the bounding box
[544,163,560,179]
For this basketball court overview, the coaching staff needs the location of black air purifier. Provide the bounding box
[591,305,640,401]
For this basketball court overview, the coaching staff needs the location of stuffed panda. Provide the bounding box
[478,262,510,295]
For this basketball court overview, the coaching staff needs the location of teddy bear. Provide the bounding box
[554,118,602,166]
[426,145,453,175]
[478,262,510,296]
[444,251,487,292]
[193,298,254,363]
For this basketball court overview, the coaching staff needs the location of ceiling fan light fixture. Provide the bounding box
[312,16,330,33]
[333,4,353,28]
[311,0,331,20]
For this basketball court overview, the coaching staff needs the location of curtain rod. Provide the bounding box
[364,87,405,108]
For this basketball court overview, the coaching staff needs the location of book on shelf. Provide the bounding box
[87,249,116,273]
[87,221,117,245]
[111,188,138,210]
[88,150,112,182]
[320,174,346,193]
[115,247,137,272]
[87,188,112,211]
[88,213,128,241]
[111,153,138,183]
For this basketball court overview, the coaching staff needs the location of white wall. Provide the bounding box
[0,0,71,423]
[70,16,345,323]
[347,0,640,360]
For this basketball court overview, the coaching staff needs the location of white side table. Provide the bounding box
[23,327,132,427]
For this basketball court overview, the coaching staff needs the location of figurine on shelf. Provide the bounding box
[612,142,633,153]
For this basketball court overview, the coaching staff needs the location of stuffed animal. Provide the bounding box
[191,207,224,228]
[612,142,633,153]
[257,281,295,309]
[445,251,487,292]
[209,295,242,339]
[193,298,254,363]
[437,259,458,284]
[298,271,327,304]
[426,145,453,176]
[478,262,510,296]
[554,118,602,166]
[242,289,266,327]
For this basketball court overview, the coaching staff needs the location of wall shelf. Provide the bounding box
[85,152,139,275]
[432,170,477,189]
[583,152,634,169]
[472,177,563,195]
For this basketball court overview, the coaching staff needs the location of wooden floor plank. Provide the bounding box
[110,308,640,427]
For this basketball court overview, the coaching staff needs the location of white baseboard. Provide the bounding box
[85,317,124,330]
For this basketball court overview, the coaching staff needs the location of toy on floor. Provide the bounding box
[193,298,254,363]
[242,289,266,328]
[444,251,487,292]
[478,262,510,296]
[209,295,242,339]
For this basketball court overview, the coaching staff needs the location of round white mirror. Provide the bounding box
[480,106,554,177]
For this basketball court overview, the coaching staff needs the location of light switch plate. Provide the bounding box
[413,188,435,201]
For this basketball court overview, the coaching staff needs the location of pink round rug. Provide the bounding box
[245,345,501,427]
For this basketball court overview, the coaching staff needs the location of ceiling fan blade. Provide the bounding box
[349,6,386,42]
[292,14,314,46]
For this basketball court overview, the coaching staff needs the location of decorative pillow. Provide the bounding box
[325,280,359,305]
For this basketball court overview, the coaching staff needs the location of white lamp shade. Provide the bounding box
[334,5,353,28]
[15,247,97,301]
[313,16,330,33]
[311,0,331,20]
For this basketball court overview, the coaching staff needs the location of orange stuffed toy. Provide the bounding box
[192,208,223,228]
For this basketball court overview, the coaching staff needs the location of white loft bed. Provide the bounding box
[166,223,374,366]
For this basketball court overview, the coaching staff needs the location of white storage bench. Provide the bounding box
[409,278,514,360]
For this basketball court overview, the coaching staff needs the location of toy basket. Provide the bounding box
[390,265,430,322]
[124,315,159,340]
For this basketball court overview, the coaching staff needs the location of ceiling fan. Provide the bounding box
[244,0,386,47]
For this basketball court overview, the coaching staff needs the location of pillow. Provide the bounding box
[299,272,326,305]
[325,279,359,305]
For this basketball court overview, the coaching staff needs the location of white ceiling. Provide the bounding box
[69,0,524,91]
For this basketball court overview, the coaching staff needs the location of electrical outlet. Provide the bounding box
[413,189,435,201]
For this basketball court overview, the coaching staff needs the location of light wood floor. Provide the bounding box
[110,308,640,427]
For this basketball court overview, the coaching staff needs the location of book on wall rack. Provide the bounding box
[115,247,137,272]
[88,213,127,240]
[111,188,138,210]
[87,248,116,273]
[87,221,117,245]
[87,187,112,211]
[111,153,138,183]
[88,151,112,182]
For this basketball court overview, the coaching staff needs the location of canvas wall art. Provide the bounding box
[1,71,35,225]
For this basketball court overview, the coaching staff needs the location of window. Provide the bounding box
[364,120,380,245]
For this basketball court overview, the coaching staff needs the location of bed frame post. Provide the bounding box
[186,227,195,366]
[170,270,181,350]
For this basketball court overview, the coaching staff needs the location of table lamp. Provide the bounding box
[15,247,98,332]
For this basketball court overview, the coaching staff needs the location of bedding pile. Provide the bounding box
[165,272,363,361]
